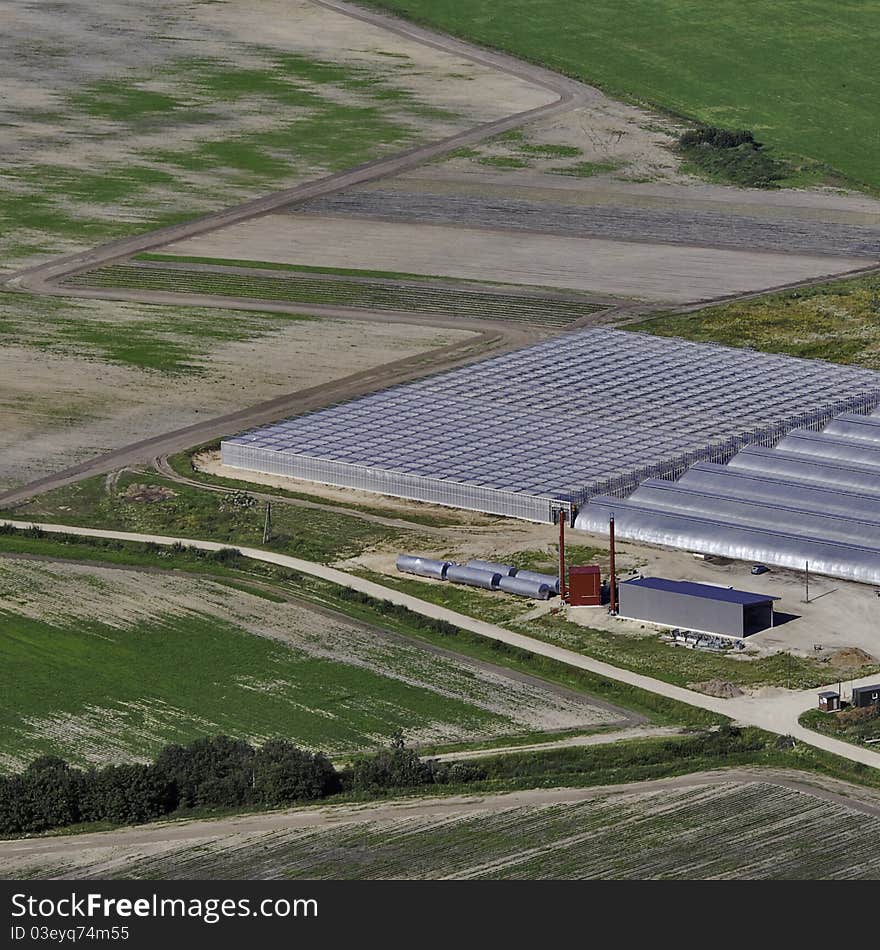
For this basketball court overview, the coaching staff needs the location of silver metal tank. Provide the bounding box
[466,559,518,576]
[395,554,451,580]
[498,575,551,599]
[445,564,502,590]
[513,569,560,594]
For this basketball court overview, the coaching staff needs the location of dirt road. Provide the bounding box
[4,519,880,770]
[0,326,511,509]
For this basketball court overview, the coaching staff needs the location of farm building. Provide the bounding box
[222,328,880,583]
[851,684,880,708]
[616,577,778,638]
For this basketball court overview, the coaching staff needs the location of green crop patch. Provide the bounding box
[1,471,406,565]
[366,0,880,192]
[0,610,514,770]
[632,274,880,369]
[65,262,605,328]
[0,290,314,375]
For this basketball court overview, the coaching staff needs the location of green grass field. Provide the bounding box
[0,608,520,771]
[632,273,880,368]
[2,50,444,271]
[368,0,880,191]
[529,614,878,691]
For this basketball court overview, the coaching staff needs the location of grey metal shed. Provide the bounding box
[617,576,778,637]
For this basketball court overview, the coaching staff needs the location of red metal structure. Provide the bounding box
[558,508,567,602]
[608,514,618,614]
[568,565,602,606]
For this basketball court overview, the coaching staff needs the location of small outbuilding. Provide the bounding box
[851,684,880,708]
[617,576,779,638]
[818,690,841,713]
[568,565,601,606]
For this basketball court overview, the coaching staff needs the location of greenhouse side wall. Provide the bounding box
[220,441,558,522]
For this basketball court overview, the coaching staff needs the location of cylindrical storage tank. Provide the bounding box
[513,569,560,594]
[498,575,550,600]
[466,559,518,576]
[396,554,451,580]
[445,565,502,590]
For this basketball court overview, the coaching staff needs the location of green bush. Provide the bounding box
[677,126,788,188]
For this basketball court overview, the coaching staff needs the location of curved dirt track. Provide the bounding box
[0,0,595,509]
[0,325,514,509]
[6,518,880,771]
[6,0,585,295]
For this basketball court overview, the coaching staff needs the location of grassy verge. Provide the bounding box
[800,707,880,748]
[166,445,479,528]
[525,614,878,691]
[0,471,409,565]
[0,526,720,730]
[630,273,880,369]
[358,560,875,691]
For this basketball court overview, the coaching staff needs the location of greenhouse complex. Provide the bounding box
[222,329,880,583]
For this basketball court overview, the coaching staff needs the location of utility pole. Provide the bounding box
[263,501,272,545]
[608,513,618,615]
[804,560,810,604]
[557,508,567,604]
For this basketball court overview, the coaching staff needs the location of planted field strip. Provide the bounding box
[0,558,619,769]
[64,263,608,328]
[300,190,880,259]
[20,780,880,880]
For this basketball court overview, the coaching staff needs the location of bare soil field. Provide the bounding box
[161,213,868,304]
[6,772,880,879]
[0,557,623,770]
[0,305,474,492]
[0,0,551,274]
[299,186,880,258]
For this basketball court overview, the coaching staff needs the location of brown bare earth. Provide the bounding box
[0,316,476,492]
[161,213,870,304]
[6,770,880,879]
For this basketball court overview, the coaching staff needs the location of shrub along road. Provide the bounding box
[4,519,880,771]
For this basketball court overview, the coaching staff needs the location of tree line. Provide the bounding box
[0,732,484,836]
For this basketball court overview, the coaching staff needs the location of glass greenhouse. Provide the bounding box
[222,329,880,523]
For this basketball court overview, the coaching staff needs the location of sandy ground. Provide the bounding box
[1,0,554,268]
[0,314,473,491]
[197,451,504,525]
[565,530,880,664]
[163,213,869,304]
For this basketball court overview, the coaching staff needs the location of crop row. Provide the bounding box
[65,264,605,327]
[72,780,880,880]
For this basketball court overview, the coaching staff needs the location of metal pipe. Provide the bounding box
[558,509,567,603]
[609,513,618,615]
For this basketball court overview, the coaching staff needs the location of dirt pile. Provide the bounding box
[827,647,876,668]
[688,679,744,699]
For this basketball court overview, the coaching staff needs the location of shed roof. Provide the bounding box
[621,576,779,606]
